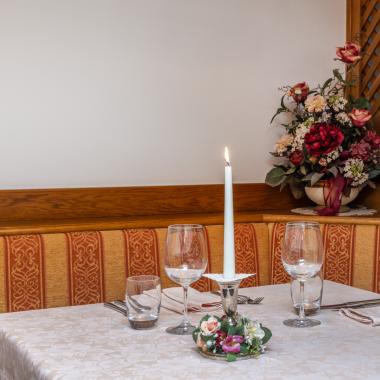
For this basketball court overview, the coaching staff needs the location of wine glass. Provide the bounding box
[282,221,324,328]
[164,224,208,335]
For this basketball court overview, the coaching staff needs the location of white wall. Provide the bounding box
[0,0,345,189]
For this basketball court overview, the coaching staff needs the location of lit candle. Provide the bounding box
[223,147,235,279]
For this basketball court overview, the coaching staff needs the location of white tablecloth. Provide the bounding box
[0,281,379,380]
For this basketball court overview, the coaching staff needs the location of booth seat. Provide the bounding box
[0,222,379,313]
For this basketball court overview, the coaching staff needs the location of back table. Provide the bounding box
[0,281,379,380]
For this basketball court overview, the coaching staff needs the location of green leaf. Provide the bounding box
[227,353,237,362]
[192,328,200,344]
[265,167,286,187]
[280,94,286,109]
[220,319,229,333]
[328,167,339,177]
[310,172,325,187]
[261,327,272,345]
[289,178,304,199]
[285,166,296,175]
[270,108,286,124]
[300,165,307,176]
[333,69,344,83]
[352,97,371,110]
[321,78,333,92]
[368,169,380,179]
[240,344,249,354]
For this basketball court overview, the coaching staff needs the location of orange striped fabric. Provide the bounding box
[66,232,105,305]
[123,229,160,277]
[4,235,46,312]
[270,223,290,284]
[323,224,356,285]
[374,226,380,293]
[235,224,260,287]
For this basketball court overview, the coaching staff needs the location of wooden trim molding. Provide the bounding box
[0,183,378,235]
[0,183,307,222]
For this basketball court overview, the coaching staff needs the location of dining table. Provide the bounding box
[0,280,379,380]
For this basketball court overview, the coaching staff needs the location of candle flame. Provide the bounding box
[224,147,230,166]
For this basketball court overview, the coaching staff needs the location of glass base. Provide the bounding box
[283,318,321,328]
[166,321,195,335]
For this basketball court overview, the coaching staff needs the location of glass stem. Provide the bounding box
[299,280,306,321]
[183,286,190,328]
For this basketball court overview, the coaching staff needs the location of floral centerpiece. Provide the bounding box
[192,315,272,362]
[265,43,380,215]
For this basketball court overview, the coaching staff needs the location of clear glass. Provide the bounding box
[125,275,161,329]
[164,224,208,335]
[291,272,323,316]
[282,221,324,328]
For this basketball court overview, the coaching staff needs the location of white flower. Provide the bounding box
[328,95,347,112]
[291,123,310,151]
[244,320,265,344]
[319,112,331,123]
[275,134,293,155]
[336,112,352,126]
[343,158,368,186]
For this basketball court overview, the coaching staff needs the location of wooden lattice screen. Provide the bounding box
[347,0,380,119]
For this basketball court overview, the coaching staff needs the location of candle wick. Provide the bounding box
[225,160,231,167]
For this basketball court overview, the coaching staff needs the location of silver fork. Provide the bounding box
[212,291,264,305]
[238,295,264,305]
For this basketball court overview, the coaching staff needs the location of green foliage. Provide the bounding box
[265,167,286,187]
[226,353,237,362]
[351,97,371,110]
[261,327,272,345]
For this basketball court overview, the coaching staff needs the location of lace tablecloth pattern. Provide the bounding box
[0,281,380,380]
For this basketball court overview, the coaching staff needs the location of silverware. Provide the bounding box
[104,302,126,315]
[321,298,380,310]
[211,291,264,305]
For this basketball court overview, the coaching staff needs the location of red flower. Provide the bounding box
[349,108,372,127]
[336,42,361,64]
[304,123,344,157]
[289,82,309,103]
[365,131,380,148]
[289,150,304,165]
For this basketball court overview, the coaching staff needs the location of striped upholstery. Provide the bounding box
[268,222,379,292]
[1,221,378,313]
[0,223,268,313]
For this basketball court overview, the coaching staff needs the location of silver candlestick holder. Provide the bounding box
[203,273,255,326]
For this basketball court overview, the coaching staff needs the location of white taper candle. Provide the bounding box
[223,147,235,279]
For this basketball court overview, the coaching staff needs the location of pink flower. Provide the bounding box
[349,108,372,127]
[336,42,361,64]
[351,141,371,161]
[365,131,380,148]
[200,317,220,336]
[289,82,309,103]
[222,335,244,354]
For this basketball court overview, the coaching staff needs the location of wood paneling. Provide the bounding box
[0,183,307,222]
[347,0,380,116]
[0,183,378,236]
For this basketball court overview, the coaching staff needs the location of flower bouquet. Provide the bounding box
[193,315,272,362]
[266,43,380,215]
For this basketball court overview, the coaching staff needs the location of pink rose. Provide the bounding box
[336,42,361,64]
[349,108,372,127]
[200,317,220,336]
[289,82,309,103]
